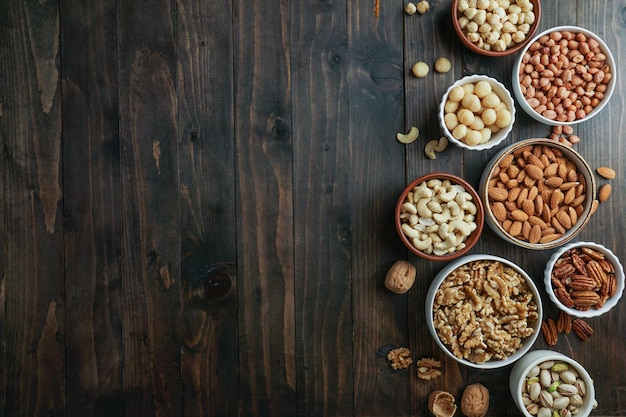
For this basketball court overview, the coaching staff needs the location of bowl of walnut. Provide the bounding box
[545,241,625,318]
[479,138,596,250]
[452,0,541,57]
[425,254,543,369]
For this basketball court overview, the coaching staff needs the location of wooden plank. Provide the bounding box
[348,2,410,416]
[176,0,239,415]
[233,0,296,414]
[0,0,65,416]
[59,0,124,415]
[291,0,354,415]
[117,1,181,415]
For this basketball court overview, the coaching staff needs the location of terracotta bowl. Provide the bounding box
[452,0,541,57]
[395,172,484,261]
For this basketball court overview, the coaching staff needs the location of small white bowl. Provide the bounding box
[438,74,515,151]
[479,138,596,250]
[425,254,542,369]
[512,25,617,126]
[510,350,596,417]
[544,241,625,318]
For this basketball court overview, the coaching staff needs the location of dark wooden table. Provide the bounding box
[1,0,625,416]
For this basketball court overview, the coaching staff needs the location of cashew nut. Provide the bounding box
[396,126,420,144]
[433,207,451,223]
[411,236,432,251]
[401,223,420,238]
[427,200,443,214]
[401,202,418,215]
[425,140,438,159]
[449,219,472,237]
[417,198,433,218]
[447,200,461,217]
[434,136,449,152]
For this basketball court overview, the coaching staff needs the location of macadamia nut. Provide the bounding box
[435,57,452,73]
[412,61,430,78]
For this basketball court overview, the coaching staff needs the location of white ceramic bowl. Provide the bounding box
[425,254,542,369]
[479,138,596,250]
[438,74,515,151]
[510,350,596,417]
[545,241,625,318]
[512,25,617,126]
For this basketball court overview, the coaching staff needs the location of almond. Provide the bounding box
[529,224,542,243]
[510,209,529,222]
[555,210,573,229]
[596,166,616,179]
[598,184,612,202]
[525,164,544,181]
[488,187,508,202]
[544,177,564,188]
[490,202,507,222]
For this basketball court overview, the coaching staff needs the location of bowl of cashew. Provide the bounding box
[395,172,484,261]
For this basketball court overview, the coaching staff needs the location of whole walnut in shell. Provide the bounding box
[428,390,457,417]
[384,260,416,294]
[461,383,489,417]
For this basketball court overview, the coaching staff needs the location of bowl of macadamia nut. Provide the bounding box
[513,25,616,126]
[452,0,541,57]
[438,75,515,150]
[509,350,596,417]
[545,241,625,318]
[479,138,596,250]
[395,172,484,261]
[425,254,543,369]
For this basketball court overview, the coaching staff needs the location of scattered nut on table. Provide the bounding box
[412,61,430,78]
[416,357,442,380]
[416,0,430,14]
[387,346,413,369]
[434,57,451,73]
[424,137,449,160]
[396,126,420,144]
[405,2,417,15]
[384,260,416,294]
[461,383,489,417]
[428,390,457,417]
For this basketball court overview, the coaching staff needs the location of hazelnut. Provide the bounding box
[428,390,457,417]
[384,260,416,294]
[460,383,489,417]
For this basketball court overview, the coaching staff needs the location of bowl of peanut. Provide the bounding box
[509,350,596,417]
[395,172,484,261]
[452,0,541,57]
[438,75,515,150]
[480,138,596,249]
[545,241,625,318]
[426,254,542,369]
[513,25,616,126]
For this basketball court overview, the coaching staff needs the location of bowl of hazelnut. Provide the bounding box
[426,254,542,369]
[438,74,515,150]
[512,25,616,125]
[545,241,625,318]
[395,172,484,261]
[479,138,596,249]
[452,0,541,57]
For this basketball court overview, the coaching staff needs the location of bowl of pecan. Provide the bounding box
[512,25,616,126]
[479,138,596,250]
[545,241,625,318]
[426,254,542,369]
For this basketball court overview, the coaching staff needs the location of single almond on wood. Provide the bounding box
[596,166,616,179]
[598,184,612,202]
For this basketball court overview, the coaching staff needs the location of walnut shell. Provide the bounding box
[461,383,489,417]
[428,390,457,417]
[384,260,416,294]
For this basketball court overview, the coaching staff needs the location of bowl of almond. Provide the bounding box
[545,241,625,318]
[479,138,596,249]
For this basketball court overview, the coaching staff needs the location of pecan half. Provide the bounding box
[541,319,558,346]
[572,319,594,341]
[552,262,575,279]
[586,260,608,288]
[556,311,572,334]
[571,290,601,307]
[555,287,575,308]
[569,275,598,291]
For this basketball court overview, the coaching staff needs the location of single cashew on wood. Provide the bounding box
[396,126,420,144]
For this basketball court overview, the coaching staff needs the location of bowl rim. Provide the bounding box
[480,138,597,249]
[544,241,625,318]
[395,172,485,261]
[438,74,516,151]
[451,0,542,57]
[425,254,543,369]
[509,350,596,417]
[512,25,617,126]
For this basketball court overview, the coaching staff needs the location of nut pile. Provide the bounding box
[521,360,593,416]
[443,80,512,146]
[518,30,613,122]
[487,143,588,244]
[457,0,535,52]
[550,246,618,311]
[432,260,539,364]
[399,179,478,256]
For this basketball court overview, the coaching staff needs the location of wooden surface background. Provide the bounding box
[1,0,625,416]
